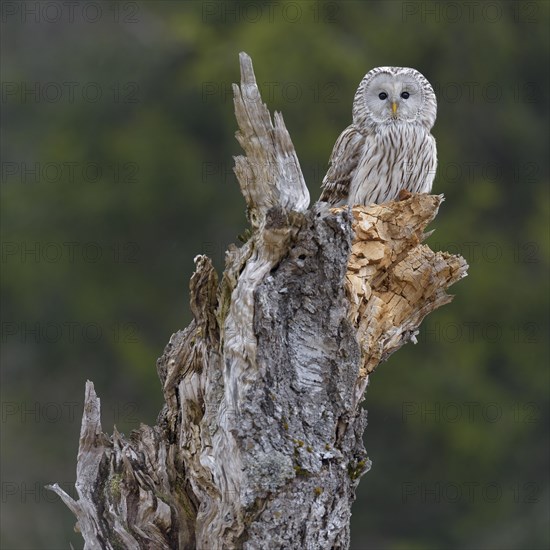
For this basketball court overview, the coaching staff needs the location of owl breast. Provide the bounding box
[348,123,437,205]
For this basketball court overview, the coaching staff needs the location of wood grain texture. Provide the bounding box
[48,52,467,550]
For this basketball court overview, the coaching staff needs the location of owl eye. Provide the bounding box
[378,92,388,100]
[401,91,410,99]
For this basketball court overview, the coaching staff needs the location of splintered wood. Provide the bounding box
[343,194,468,376]
[48,51,470,550]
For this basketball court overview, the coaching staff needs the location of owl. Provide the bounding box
[320,66,437,206]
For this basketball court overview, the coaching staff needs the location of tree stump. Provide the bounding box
[48,52,468,550]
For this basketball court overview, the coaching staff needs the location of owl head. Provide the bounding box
[352,66,437,130]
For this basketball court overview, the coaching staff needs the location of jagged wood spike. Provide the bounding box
[48,52,467,550]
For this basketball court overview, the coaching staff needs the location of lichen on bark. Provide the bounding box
[47,52,467,550]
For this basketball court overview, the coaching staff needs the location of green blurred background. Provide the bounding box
[1,1,548,548]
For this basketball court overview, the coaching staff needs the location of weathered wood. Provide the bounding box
[48,52,467,549]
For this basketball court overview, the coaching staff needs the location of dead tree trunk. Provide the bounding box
[48,53,468,549]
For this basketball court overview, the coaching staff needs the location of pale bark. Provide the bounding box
[48,52,467,550]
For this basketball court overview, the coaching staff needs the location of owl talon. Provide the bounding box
[398,189,412,201]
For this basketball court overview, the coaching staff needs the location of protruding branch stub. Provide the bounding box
[233,52,310,229]
[344,195,468,386]
[45,52,470,550]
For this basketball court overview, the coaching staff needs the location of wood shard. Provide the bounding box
[49,51,469,550]
[343,195,468,377]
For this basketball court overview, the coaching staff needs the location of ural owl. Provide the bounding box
[320,66,437,206]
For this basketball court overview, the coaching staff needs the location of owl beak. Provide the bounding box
[391,102,398,115]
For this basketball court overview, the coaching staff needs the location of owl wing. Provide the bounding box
[319,124,366,206]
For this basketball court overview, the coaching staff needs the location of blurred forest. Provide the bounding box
[1,1,549,548]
